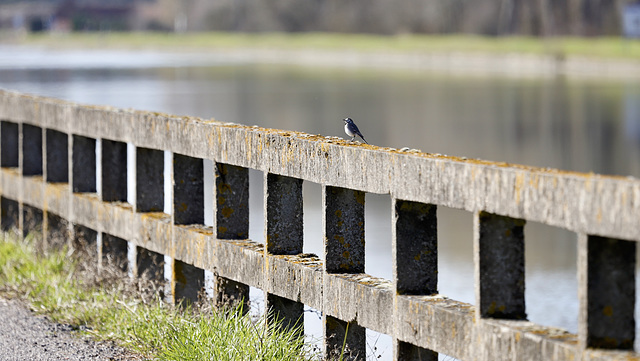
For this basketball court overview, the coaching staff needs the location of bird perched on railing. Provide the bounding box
[343,117,368,144]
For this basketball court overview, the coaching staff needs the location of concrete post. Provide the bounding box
[1,122,20,234]
[323,185,366,360]
[71,135,96,193]
[1,121,19,168]
[135,247,165,285]
[323,186,365,274]
[393,199,438,294]
[396,342,439,361]
[213,163,249,312]
[173,153,203,225]
[45,129,68,183]
[264,173,304,334]
[135,147,164,212]
[214,163,249,239]
[0,197,19,231]
[392,199,438,361]
[102,233,128,272]
[70,136,96,271]
[45,212,68,250]
[174,259,204,305]
[578,234,636,350]
[325,316,366,361]
[22,124,42,176]
[265,173,303,254]
[71,224,98,262]
[134,147,166,296]
[266,294,304,336]
[474,211,526,320]
[213,275,249,314]
[44,130,69,250]
[22,205,42,238]
[172,153,205,305]
[101,139,127,202]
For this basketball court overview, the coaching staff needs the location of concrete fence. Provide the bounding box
[0,89,638,360]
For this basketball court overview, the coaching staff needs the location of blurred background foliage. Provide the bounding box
[0,0,633,36]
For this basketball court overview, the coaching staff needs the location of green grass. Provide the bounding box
[6,31,640,60]
[0,233,318,360]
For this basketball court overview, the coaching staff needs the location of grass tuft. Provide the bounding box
[0,232,318,360]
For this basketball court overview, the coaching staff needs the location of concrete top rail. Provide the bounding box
[0,89,638,361]
[1,90,638,242]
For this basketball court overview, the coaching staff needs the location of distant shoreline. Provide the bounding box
[4,32,640,79]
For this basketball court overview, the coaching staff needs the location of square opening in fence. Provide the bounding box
[365,193,392,280]
[437,206,474,304]
[366,328,392,360]
[248,169,264,244]
[525,220,578,334]
[303,305,323,357]
[303,180,322,259]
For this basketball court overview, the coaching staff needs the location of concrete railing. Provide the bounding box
[0,89,638,361]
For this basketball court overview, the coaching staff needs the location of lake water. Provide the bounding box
[1,45,639,359]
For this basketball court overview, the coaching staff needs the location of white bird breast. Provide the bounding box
[345,123,355,137]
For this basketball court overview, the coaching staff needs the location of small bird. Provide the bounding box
[343,117,368,144]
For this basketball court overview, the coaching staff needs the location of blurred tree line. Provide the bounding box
[199,0,628,36]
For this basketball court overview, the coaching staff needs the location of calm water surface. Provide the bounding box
[1,46,639,358]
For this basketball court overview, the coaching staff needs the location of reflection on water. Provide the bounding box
[4,64,639,178]
[1,48,639,356]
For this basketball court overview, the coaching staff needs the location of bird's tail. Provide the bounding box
[360,135,369,144]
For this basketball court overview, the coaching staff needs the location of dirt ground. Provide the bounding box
[0,297,143,361]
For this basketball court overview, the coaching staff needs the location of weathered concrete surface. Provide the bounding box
[2,171,640,360]
[173,153,203,225]
[173,224,213,269]
[173,259,204,305]
[71,135,96,193]
[1,196,19,230]
[41,182,70,218]
[135,147,164,212]
[263,253,323,310]
[323,186,365,273]
[214,163,249,239]
[20,174,44,210]
[136,211,172,257]
[474,212,526,320]
[323,272,394,335]
[393,199,437,295]
[45,129,68,183]
[1,120,19,167]
[392,199,440,359]
[213,238,265,290]
[0,168,22,206]
[2,91,640,361]
[101,139,127,202]
[265,173,303,255]
[2,90,639,241]
[578,235,636,350]
[22,123,42,176]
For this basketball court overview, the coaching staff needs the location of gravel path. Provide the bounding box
[0,297,143,360]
